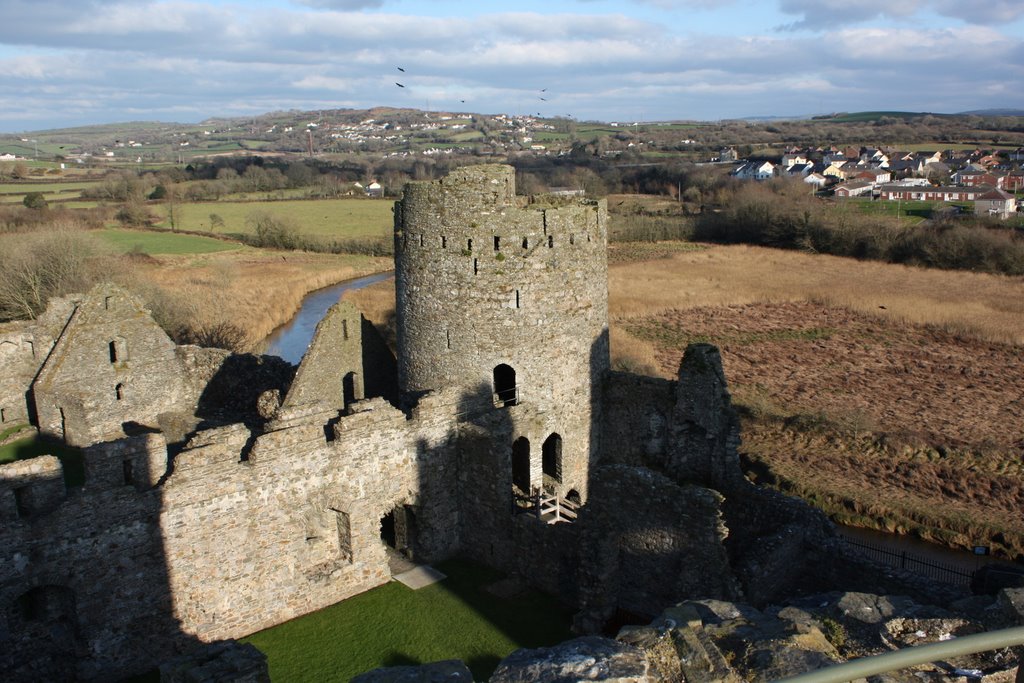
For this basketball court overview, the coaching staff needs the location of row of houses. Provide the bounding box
[730,145,1022,219]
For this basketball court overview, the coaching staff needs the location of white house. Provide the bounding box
[732,160,775,180]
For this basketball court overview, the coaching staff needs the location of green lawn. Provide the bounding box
[242,560,573,682]
[95,228,242,255]
[153,198,394,238]
[0,433,85,487]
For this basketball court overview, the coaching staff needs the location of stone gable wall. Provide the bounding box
[32,284,187,446]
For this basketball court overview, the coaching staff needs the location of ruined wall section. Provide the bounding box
[0,296,78,429]
[32,284,187,446]
[157,388,461,644]
[281,301,364,412]
[0,436,186,681]
[601,372,676,468]
[395,164,609,501]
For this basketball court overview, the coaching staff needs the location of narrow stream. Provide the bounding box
[263,271,393,365]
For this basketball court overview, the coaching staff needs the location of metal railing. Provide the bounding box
[839,534,973,585]
[776,625,1024,683]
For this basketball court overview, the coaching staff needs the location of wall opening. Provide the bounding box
[512,437,530,494]
[493,236,500,250]
[419,234,424,247]
[542,433,563,489]
[441,235,447,248]
[0,407,7,423]
[473,258,478,275]
[445,329,451,350]
[522,237,528,249]
[467,238,473,251]
[13,485,30,517]
[342,319,349,340]
[566,489,581,505]
[343,371,358,408]
[334,509,353,563]
[16,586,78,647]
[115,383,124,401]
[548,235,554,248]
[380,504,417,560]
[122,458,134,486]
[570,233,575,245]
[108,337,127,364]
[515,290,520,309]
[493,364,518,407]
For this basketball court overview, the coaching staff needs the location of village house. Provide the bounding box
[832,180,873,198]
[877,184,985,202]
[731,160,775,180]
[974,188,1017,219]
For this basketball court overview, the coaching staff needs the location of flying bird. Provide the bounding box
[397,66,405,72]
[395,82,405,88]
[539,97,547,101]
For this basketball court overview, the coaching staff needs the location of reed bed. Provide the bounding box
[609,243,1024,345]
[135,251,391,347]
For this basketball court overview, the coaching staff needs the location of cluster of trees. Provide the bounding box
[690,178,1024,276]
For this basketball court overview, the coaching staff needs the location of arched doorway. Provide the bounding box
[542,433,563,491]
[493,364,518,407]
[512,437,530,494]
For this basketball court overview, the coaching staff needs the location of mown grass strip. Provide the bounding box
[95,228,241,255]
[242,560,573,682]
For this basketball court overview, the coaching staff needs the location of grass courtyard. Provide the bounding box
[242,560,573,681]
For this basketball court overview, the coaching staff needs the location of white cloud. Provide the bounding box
[778,0,1024,29]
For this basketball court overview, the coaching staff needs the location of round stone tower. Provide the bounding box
[394,164,609,499]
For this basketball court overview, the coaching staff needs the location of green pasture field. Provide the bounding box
[95,228,241,255]
[154,198,394,238]
[0,180,99,194]
[242,560,573,682]
[841,197,970,222]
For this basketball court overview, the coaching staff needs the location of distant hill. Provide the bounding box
[957,109,1024,117]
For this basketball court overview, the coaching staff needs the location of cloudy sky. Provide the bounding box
[2,0,1023,132]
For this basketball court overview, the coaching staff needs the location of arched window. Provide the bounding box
[542,433,562,487]
[493,364,517,407]
[512,437,530,494]
[115,383,125,401]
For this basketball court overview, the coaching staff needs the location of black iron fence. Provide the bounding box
[839,534,974,586]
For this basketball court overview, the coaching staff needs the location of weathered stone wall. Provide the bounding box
[0,326,40,428]
[601,372,676,468]
[158,388,462,644]
[282,301,365,412]
[0,442,187,681]
[32,284,188,446]
[395,164,609,503]
[574,465,739,631]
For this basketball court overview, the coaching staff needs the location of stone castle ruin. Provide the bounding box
[0,165,836,681]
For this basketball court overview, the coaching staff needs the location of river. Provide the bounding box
[262,271,393,365]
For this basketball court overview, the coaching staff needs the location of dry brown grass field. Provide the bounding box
[128,249,391,349]
[349,240,1024,557]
